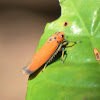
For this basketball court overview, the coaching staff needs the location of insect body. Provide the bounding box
[22,32,81,74]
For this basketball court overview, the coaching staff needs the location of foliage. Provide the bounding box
[26,0,100,100]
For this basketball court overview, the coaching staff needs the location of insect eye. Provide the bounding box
[61,35,64,38]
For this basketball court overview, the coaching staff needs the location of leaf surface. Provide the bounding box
[26,0,100,100]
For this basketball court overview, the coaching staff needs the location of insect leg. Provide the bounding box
[60,41,81,62]
[61,48,65,63]
[42,63,47,72]
[42,44,63,72]
[66,41,81,48]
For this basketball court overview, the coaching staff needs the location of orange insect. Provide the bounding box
[93,48,100,61]
[22,31,81,74]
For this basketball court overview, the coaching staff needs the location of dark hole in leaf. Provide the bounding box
[63,21,68,27]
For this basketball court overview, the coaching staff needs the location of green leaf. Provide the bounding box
[26,0,100,100]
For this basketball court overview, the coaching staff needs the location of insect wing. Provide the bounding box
[22,41,59,74]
